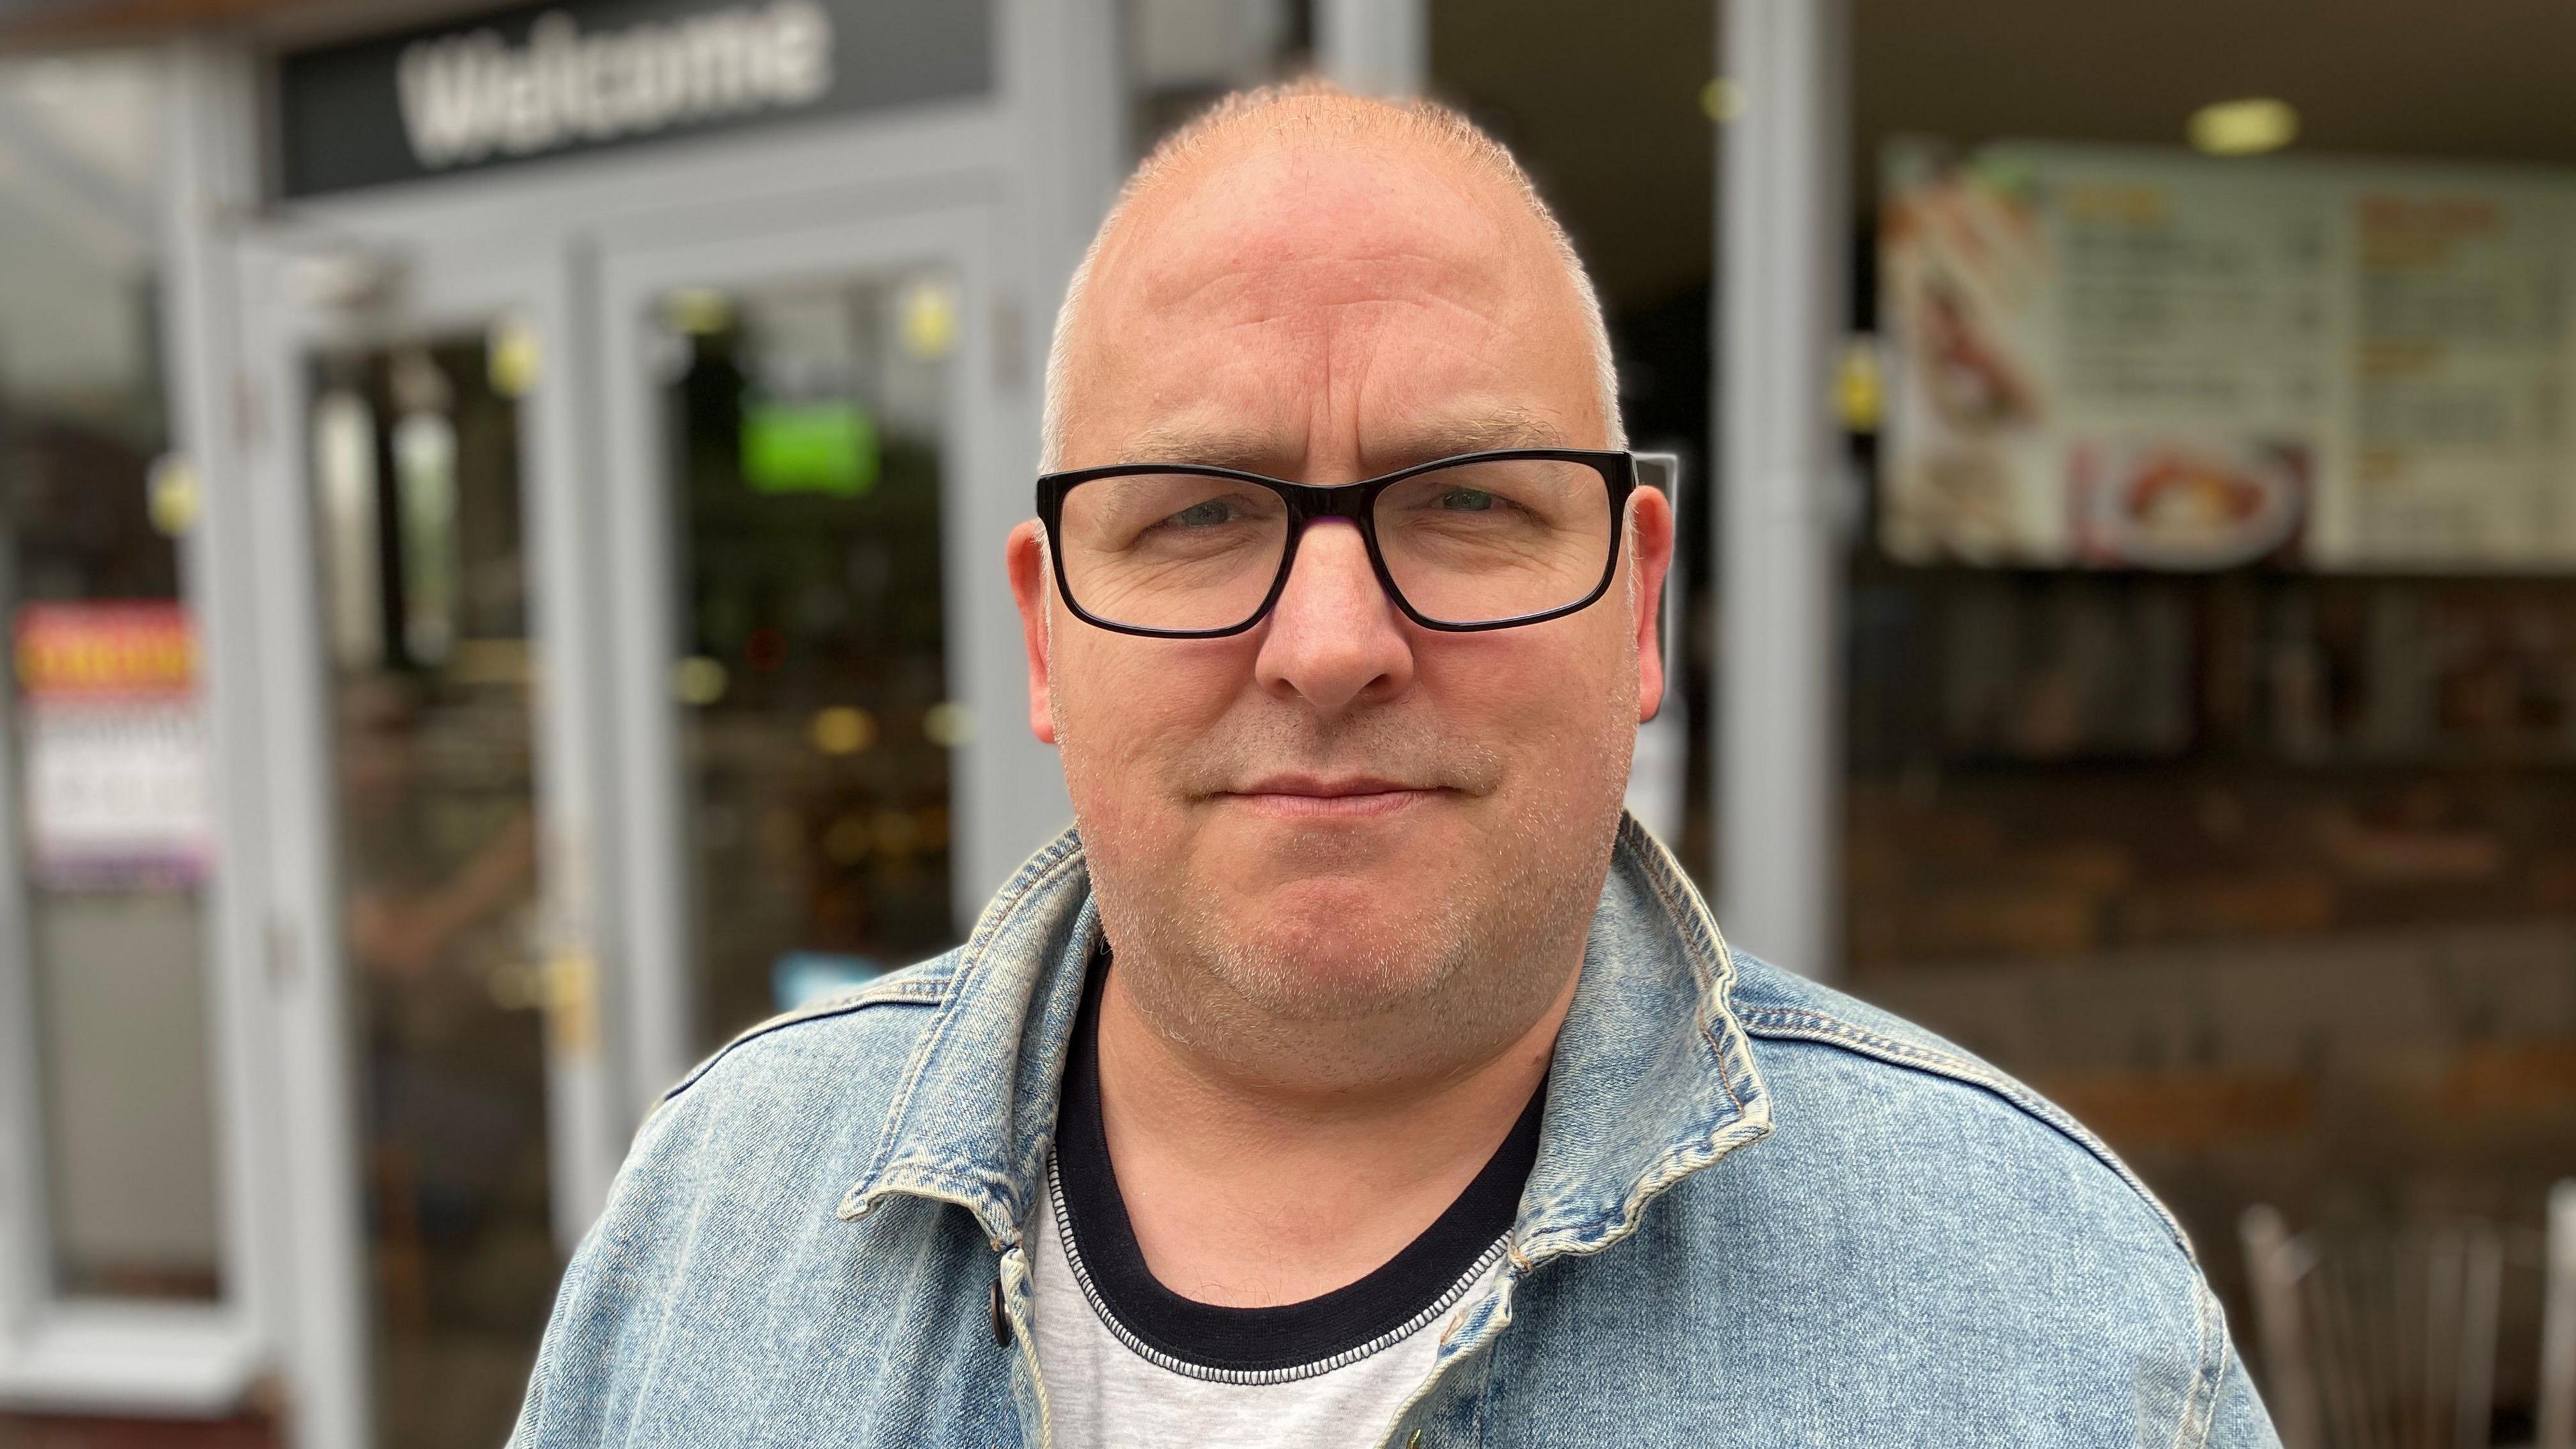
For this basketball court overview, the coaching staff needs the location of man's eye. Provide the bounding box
[1440,488,1497,512]
[1164,498,1238,528]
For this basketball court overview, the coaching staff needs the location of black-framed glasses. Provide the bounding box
[1035,448,1642,638]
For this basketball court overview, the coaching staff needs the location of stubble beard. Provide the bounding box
[1063,703,1635,1091]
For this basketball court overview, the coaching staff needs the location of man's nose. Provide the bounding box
[1252,519,1415,712]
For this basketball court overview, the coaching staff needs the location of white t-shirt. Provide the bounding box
[1027,946,1542,1449]
[1030,1158,1508,1449]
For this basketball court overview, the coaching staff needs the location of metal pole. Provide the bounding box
[1717,0,1847,978]
[1316,0,1428,97]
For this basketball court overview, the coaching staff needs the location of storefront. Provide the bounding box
[3,0,2567,1444]
[0,2,1128,1444]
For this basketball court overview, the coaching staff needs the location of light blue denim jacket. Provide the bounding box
[511,816,2282,1448]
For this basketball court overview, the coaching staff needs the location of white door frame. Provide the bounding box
[233,224,628,1449]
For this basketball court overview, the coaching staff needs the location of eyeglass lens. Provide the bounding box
[1056,455,1613,633]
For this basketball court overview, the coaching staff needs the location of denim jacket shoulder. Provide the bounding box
[1727,950,2197,1252]
[1510,947,2265,1448]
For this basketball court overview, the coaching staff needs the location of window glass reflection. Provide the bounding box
[662,271,961,1046]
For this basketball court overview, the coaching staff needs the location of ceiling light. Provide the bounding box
[810,706,877,756]
[2189,98,2298,157]
[661,287,734,336]
[1701,77,1744,125]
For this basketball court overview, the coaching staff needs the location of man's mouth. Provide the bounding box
[1218,774,1444,818]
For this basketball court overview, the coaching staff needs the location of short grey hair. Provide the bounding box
[1039,78,1623,473]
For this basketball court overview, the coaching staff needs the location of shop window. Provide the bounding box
[1851,1,2576,1430]
[0,50,221,1307]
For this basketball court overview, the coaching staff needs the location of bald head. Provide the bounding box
[1040,80,1621,474]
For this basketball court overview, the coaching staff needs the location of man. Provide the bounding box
[512,83,2281,1448]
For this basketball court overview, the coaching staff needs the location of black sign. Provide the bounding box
[276,0,990,198]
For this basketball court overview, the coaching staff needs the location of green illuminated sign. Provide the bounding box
[742,400,878,497]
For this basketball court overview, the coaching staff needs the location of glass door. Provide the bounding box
[657,271,965,1038]
[241,240,620,1449]
[598,200,1069,1097]
[309,330,555,1449]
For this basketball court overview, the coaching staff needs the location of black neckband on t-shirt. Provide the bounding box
[1049,937,1547,1377]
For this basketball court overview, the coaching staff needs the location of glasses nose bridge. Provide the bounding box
[1277,478,1390,590]
[1270,481,1395,621]
[1281,478,1379,528]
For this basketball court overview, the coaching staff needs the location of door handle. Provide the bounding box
[486,949,598,1057]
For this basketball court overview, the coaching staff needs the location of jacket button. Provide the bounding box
[989,1276,1011,1347]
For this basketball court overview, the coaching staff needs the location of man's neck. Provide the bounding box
[1090,954,1577,1309]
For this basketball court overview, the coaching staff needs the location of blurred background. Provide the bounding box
[0,1,2566,1446]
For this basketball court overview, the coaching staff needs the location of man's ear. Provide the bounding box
[1627,486,1675,723]
[1005,521,1059,744]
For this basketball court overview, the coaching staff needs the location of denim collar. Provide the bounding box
[835,814,1774,1276]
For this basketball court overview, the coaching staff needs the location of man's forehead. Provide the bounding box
[1098,138,1529,325]
[1073,145,1591,445]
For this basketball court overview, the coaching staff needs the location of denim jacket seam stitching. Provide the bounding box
[2171,1277,2228,1449]
[1736,1007,1975,1071]
[1622,813,1728,1000]
[1735,1008,2197,1257]
[1516,1110,1774,1264]
[1497,818,1771,1271]
[847,832,1089,1218]
[1468,1328,1500,1449]
[655,969,954,1109]
[1004,898,1102,1225]
[1622,816,1762,1124]
[872,842,1082,1155]
[1627,814,1772,1129]
[1697,1016,1748,1117]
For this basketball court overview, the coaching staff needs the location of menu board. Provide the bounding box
[1882,140,2576,571]
[15,602,210,889]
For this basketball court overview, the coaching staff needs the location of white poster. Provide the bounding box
[1884,140,2576,572]
[16,603,209,889]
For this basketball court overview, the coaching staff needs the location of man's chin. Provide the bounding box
[1191,884,1463,998]
[1209,945,1448,1022]
[1228,865,1451,926]
[1195,792,1472,876]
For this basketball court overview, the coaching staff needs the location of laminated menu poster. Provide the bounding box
[1882,139,2576,571]
[15,602,210,889]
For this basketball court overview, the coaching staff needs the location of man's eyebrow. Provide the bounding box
[1110,405,1574,476]
[1118,419,1293,471]
[1366,407,1571,468]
